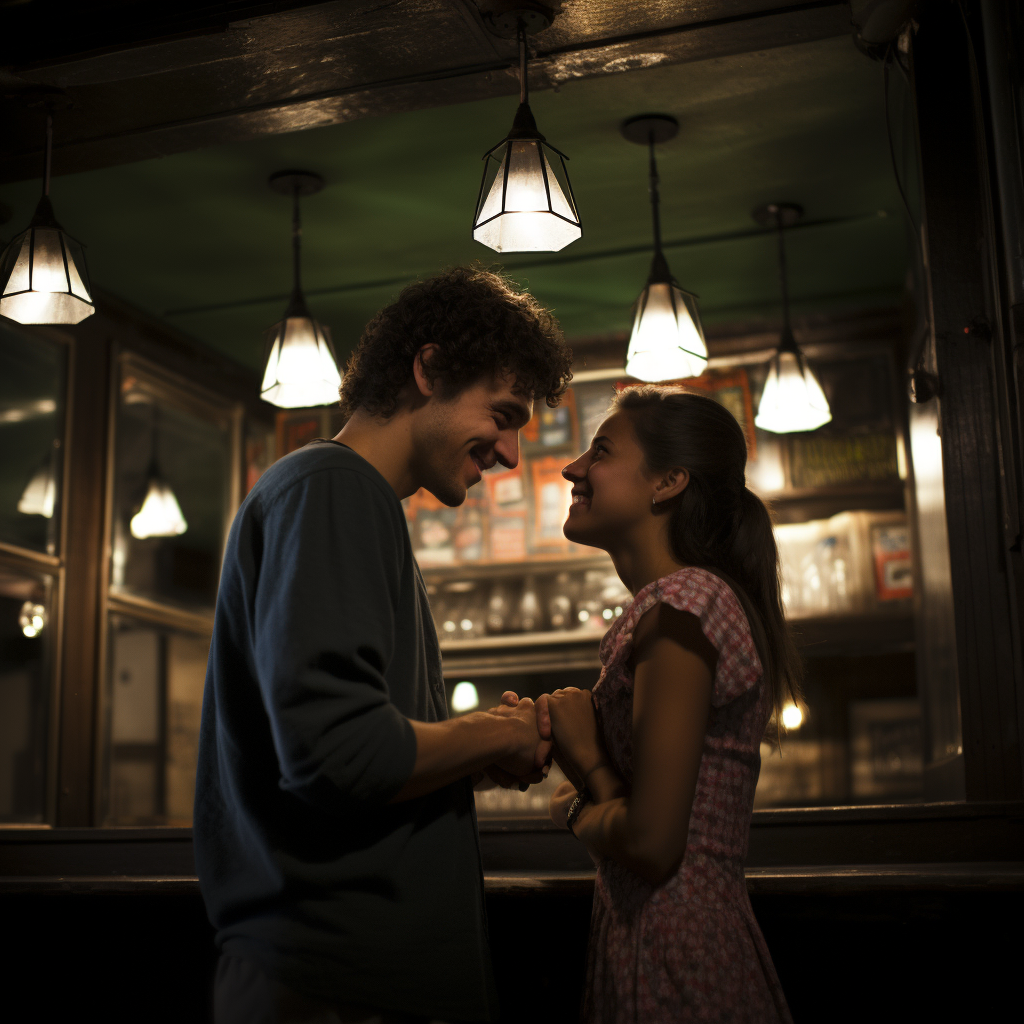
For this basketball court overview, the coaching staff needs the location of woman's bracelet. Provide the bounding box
[565,787,591,835]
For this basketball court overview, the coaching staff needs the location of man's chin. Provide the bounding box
[429,481,467,507]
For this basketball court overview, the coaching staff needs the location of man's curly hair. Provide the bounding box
[338,265,572,418]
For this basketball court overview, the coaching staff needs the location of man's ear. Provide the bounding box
[412,344,441,398]
[654,467,690,503]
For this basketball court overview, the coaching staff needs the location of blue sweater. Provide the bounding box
[194,441,496,1022]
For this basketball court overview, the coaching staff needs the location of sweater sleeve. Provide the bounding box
[251,467,418,811]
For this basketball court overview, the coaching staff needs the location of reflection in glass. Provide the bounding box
[0,323,65,554]
[111,369,233,611]
[0,566,54,822]
[103,614,210,825]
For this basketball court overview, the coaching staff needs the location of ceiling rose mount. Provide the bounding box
[268,170,325,198]
[620,114,680,147]
[484,3,554,37]
[752,201,803,229]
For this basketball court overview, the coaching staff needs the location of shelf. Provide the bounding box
[419,553,613,583]
[440,612,914,677]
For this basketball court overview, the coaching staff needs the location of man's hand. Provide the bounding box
[487,695,553,776]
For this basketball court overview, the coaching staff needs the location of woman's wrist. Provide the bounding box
[586,763,626,803]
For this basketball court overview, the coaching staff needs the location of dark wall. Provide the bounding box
[3,890,1017,1023]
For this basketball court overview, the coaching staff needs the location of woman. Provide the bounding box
[538,385,799,1023]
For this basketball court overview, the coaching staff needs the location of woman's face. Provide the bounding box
[562,410,655,550]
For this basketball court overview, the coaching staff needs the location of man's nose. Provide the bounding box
[495,429,520,470]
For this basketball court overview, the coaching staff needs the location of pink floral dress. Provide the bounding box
[585,567,792,1024]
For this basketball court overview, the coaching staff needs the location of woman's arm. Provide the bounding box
[549,605,716,885]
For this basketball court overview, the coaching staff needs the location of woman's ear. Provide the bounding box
[654,467,689,503]
[412,344,440,398]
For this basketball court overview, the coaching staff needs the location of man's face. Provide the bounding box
[413,371,533,506]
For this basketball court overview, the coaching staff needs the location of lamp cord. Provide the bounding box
[518,22,528,105]
[774,211,792,338]
[43,113,52,197]
[291,184,302,296]
[648,132,663,256]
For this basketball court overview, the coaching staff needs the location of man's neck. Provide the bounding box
[335,407,420,500]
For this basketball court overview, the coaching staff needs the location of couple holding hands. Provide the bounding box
[196,267,796,1024]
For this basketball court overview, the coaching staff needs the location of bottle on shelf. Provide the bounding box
[518,575,542,633]
[486,581,512,634]
[547,571,578,631]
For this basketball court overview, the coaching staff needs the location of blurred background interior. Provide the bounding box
[0,2,1021,1021]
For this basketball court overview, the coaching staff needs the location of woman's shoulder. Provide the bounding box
[633,566,742,622]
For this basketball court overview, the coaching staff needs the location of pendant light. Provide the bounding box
[0,112,95,325]
[621,115,707,383]
[17,453,56,518]
[472,9,581,253]
[261,170,342,409]
[130,407,187,540]
[752,203,831,434]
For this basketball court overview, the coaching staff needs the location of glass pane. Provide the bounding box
[0,322,65,555]
[110,367,233,612]
[102,613,210,825]
[0,563,55,822]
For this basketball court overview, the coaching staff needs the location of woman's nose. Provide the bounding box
[562,455,586,482]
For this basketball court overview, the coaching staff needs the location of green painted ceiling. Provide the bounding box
[0,34,912,373]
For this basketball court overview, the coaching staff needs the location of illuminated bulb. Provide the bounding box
[18,600,46,638]
[755,350,831,434]
[261,315,342,409]
[18,459,56,518]
[781,702,803,730]
[130,478,188,539]
[451,681,480,713]
[578,610,589,623]
[473,141,581,253]
[460,618,473,632]
[625,282,708,382]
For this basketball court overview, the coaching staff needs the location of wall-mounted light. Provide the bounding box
[261,170,342,409]
[0,112,94,325]
[753,203,831,434]
[472,8,581,253]
[130,407,188,540]
[621,115,707,383]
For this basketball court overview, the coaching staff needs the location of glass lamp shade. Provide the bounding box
[260,312,342,409]
[17,459,56,518]
[0,198,94,325]
[755,348,832,433]
[625,281,708,382]
[473,133,581,253]
[130,477,188,539]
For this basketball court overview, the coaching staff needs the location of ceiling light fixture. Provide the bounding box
[0,111,95,325]
[621,114,707,383]
[752,203,832,434]
[472,5,581,253]
[261,170,342,409]
[130,407,188,540]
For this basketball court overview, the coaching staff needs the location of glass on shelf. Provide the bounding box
[547,571,578,631]
[0,322,66,556]
[0,564,54,823]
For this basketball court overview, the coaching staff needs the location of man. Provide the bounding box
[195,266,573,1024]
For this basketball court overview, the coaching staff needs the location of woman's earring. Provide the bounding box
[651,497,658,512]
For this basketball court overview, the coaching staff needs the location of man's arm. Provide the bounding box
[390,698,548,802]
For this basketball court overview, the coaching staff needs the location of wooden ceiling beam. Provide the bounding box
[0,1,851,184]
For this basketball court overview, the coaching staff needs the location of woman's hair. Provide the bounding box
[339,265,572,418]
[612,384,802,726]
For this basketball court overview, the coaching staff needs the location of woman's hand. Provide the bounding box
[548,779,577,829]
[536,687,604,788]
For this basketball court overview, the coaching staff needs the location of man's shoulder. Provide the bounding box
[248,442,398,514]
